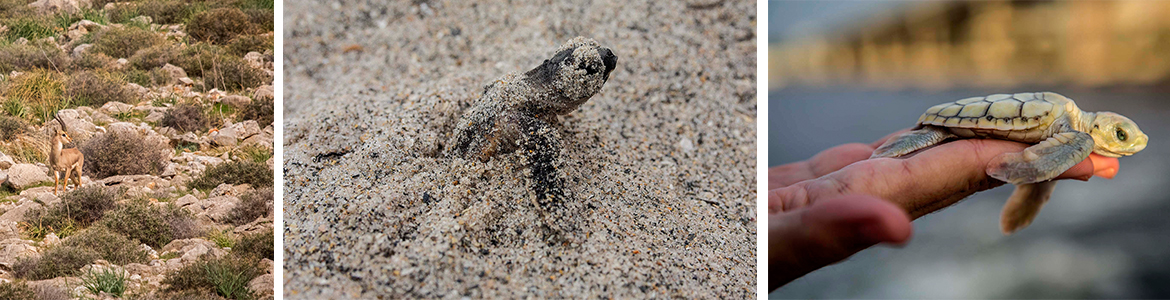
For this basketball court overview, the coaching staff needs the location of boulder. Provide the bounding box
[219,95,251,109]
[161,64,186,81]
[161,238,226,263]
[3,164,51,190]
[227,120,261,139]
[71,43,92,58]
[0,238,38,269]
[241,133,273,149]
[253,85,273,101]
[145,110,166,123]
[100,101,133,114]
[248,274,274,297]
[51,109,100,141]
[129,15,151,25]
[0,152,13,169]
[29,0,92,15]
[210,128,239,147]
[125,83,149,98]
[243,51,264,69]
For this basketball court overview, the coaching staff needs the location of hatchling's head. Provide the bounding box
[1090,112,1148,157]
[526,36,618,114]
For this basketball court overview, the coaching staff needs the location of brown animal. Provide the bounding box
[49,113,84,196]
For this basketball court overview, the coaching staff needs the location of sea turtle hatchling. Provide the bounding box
[872,92,1148,234]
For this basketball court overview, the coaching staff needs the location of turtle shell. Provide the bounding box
[917,92,1069,132]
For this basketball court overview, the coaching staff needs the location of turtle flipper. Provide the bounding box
[987,132,1093,184]
[1000,180,1057,234]
[871,126,956,158]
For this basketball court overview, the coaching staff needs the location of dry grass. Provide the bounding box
[80,131,170,178]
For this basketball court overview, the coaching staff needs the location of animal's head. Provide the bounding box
[53,113,73,144]
[1090,112,1148,157]
[525,36,618,114]
[54,128,73,144]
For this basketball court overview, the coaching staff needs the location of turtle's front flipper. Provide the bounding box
[871,126,956,158]
[1000,180,1057,234]
[987,132,1093,184]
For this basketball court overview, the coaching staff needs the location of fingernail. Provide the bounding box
[1074,175,1091,181]
[1096,167,1118,179]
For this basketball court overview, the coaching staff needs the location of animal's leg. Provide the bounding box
[871,126,956,158]
[71,164,83,190]
[63,167,73,193]
[1000,181,1057,234]
[53,170,60,196]
[987,132,1093,184]
[519,116,566,211]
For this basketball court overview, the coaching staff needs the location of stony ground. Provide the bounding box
[284,0,756,298]
[0,0,275,298]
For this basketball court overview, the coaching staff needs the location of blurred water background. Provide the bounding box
[769,1,1170,298]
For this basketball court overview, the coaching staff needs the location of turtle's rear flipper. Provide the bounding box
[987,132,1093,184]
[871,126,956,158]
[1000,180,1057,234]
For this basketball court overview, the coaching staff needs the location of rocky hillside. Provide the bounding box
[0,0,274,299]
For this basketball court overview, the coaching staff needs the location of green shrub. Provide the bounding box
[0,115,26,141]
[163,254,261,300]
[91,26,164,59]
[22,185,118,236]
[81,265,128,297]
[105,3,139,24]
[243,9,272,33]
[239,94,273,128]
[12,245,100,280]
[189,161,272,190]
[186,8,255,44]
[123,67,172,86]
[225,34,272,56]
[164,203,203,240]
[234,229,272,260]
[0,42,71,73]
[99,200,173,248]
[71,51,115,70]
[161,103,209,133]
[227,187,271,226]
[80,131,170,178]
[176,43,220,78]
[65,71,134,107]
[0,281,37,300]
[1,70,65,123]
[2,16,58,42]
[60,226,150,265]
[129,44,180,70]
[203,55,267,91]
[206,228,234,249]
[137,0,200,25]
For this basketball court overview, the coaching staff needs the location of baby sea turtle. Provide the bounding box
[872,92,1148,234]
[446,37,617,209]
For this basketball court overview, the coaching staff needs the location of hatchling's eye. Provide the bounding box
[1116,128,1128,141]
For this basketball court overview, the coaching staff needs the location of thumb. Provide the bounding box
[768,195,912,290]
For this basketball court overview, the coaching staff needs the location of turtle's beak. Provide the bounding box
[601,47,617,81]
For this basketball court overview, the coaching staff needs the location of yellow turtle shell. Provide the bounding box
[916,92,1080,143]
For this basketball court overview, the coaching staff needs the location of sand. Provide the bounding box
[282,1,757,298]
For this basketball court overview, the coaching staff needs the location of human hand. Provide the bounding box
[767,131,1120,290]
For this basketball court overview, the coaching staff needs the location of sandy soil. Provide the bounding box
[282,1,756,298]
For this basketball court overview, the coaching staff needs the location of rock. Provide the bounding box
[130,15,151,24]
[219,95,251,109]
[95,175,170,191]
[115,58,127,68]
[161,238,226,263]
[234,215,273,236]
[100,101,133,114]
[0,171,6,185]
[210,127,239,147]
[66,20,103,42]
[161,64,186,81]
[125,83,149,98]
[3,164,51,190]
[43,233,59,246]
[71,43,92,59]
[253,85,273,101]
[227,120,261,139]
[679,137,695,152]
[28,0,92,15]
[200,196,239,222]
[161,162,177,177]
[145,110,166,123]
[248,274,274,297]
[12,37,26,45]
[241,133,273,149]
[209,183,235,198]
[0,239,38,269]
[89,111,116,125]
[178,77,194,85]
[80,263,129,279]
[243,51,264,69]
[0,152,13,169]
